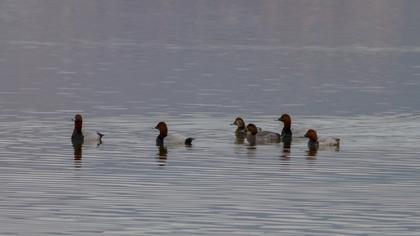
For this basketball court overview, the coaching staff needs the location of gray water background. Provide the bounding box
[1,1,420,235]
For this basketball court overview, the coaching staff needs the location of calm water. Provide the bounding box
[1,1,420,235]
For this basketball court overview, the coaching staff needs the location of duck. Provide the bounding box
[246,123,281,146]
[155,121,194,147]
[303,129,340,151]
[231,117,249,143]
[232,117,247,137]
[278,113,293,142]
[71,114,104,146]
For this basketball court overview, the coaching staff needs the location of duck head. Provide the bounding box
[278,113,291,127]
[232,117,246,129]
[246,123,258,136]
[74,114,83,132]
[304,129,318,142]
[155,121,168,138]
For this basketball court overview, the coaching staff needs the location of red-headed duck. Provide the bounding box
[304,129,340,151]
[71,114,103,146]
[278,113,293,142]
[155,121,194,146]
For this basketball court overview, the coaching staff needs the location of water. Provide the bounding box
[1,1,420,235]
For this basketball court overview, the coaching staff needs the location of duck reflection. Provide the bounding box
[156,146,168,166]
[281,140,292,160]
[246,146,257,158]
[73,143,83,168]
[306,147,318,160]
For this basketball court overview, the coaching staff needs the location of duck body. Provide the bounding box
[235,128,247,142]
[246,123,281,146]
[76,130,104,145]
[307,139,319,150]
[317,137,340,147]
[71,129,84,146]
[155,122,194,147]
[281,126,293,142]
[156,133,194,146]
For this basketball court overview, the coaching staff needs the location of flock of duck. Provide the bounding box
[71,113,340,154]
[230,114,340,152]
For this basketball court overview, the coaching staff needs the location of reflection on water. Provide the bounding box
[306,149,318,159]
[73,144,83,160]
[73,144,83,168]
[246,146,258,159]
[281,141,292,160]
[156,146,168,167]
[1,114,420,235]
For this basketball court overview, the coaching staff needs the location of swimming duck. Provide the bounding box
[304,129,340,150]
[232,117,247,135]
[155,121,194,147]
[246,123,281,146]
[232,117,248,143]
[278,113,292,142]
[71,114,104,146]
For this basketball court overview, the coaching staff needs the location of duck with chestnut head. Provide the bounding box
[304,129,319,151]
[155,121,194,147]
[278,113,293,143]
[71,114,103,146]
[304,129,340,151]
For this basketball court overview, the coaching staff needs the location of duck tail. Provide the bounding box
[97,132,104,141]
[185,138,194,145]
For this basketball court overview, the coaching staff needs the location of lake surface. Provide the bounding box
[1,1,420,235]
